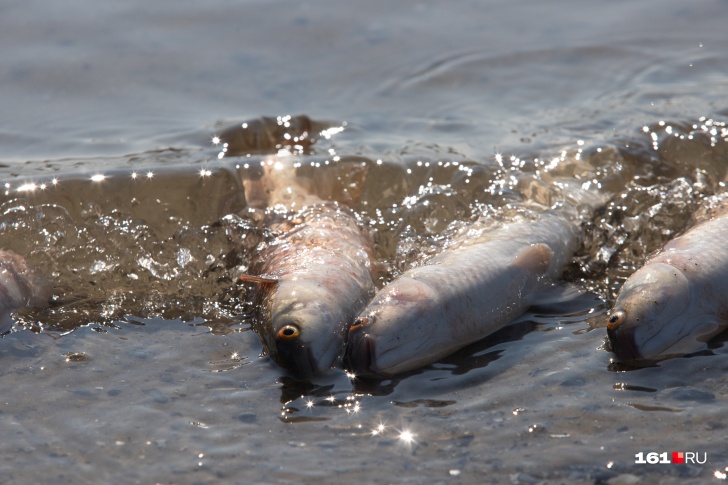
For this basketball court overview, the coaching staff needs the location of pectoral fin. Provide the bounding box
[529,283,587,313]
[512,243,553,273]
[239,274,279,285]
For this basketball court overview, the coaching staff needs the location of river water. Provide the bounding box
[1,0,728,483]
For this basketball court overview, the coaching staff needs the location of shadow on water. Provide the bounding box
[606,329,728,374]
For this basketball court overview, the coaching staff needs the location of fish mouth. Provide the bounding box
[275,332,348,378]
[298,348,319,379]
[345,324,375,377]
[272,337,320,379]
[606,316,643,361]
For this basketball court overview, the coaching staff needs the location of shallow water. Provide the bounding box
[1,0,728,483]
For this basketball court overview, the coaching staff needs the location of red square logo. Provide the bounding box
[672,452,684,464]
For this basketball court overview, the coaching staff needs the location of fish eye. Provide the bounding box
[277,324,300,340]
[349,316,370,332]
[607,310,626,330]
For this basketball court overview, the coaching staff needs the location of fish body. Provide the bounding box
[607,208,728,361]
[346,211,580,376]
[0,250,35,313]
[0,250,42,332]
[242,163,375,377]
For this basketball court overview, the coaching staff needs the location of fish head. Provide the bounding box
[263,281,348,377]
[345,313,379,377]
[346,277,444,377]
[0,250,48,311]
[607,263,695,360]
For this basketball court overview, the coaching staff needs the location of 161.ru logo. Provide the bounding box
[635,452,707,464]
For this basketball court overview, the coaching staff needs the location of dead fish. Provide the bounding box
[0,250,44,332]
[607,206,728,361]
[0,250,35,311]
[346,211,581,376]
[241,162,375,377]
[215,115,337,157]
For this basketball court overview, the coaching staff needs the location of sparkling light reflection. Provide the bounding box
[371,423,386,436]
[17,182,38,192]
[320,125,345,139]
[399,429,416,444]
